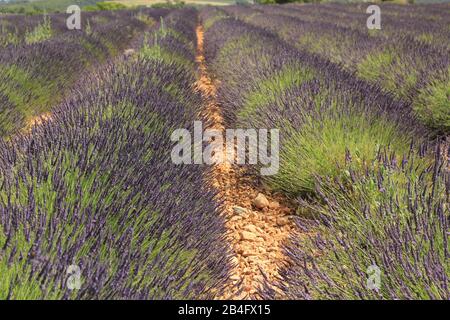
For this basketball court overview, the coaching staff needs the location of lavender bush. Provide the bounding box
[266,145,449,299]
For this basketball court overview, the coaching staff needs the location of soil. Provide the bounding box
[195,24,298,300]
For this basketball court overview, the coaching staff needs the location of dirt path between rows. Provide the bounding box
[195,24,297,300]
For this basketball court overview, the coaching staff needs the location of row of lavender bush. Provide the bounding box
[0,8,231,299]
[0,9,164,137]
[201,6,448,299]
[232,4,449,134]
[202,7,425,194]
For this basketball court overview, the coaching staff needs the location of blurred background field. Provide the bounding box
[108,0,235,7]
[1,0,449,14]
[0,0,235,14]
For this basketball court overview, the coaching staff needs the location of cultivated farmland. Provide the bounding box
[0,3,448,300]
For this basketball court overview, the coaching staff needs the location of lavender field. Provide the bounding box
[0,2,448,301]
